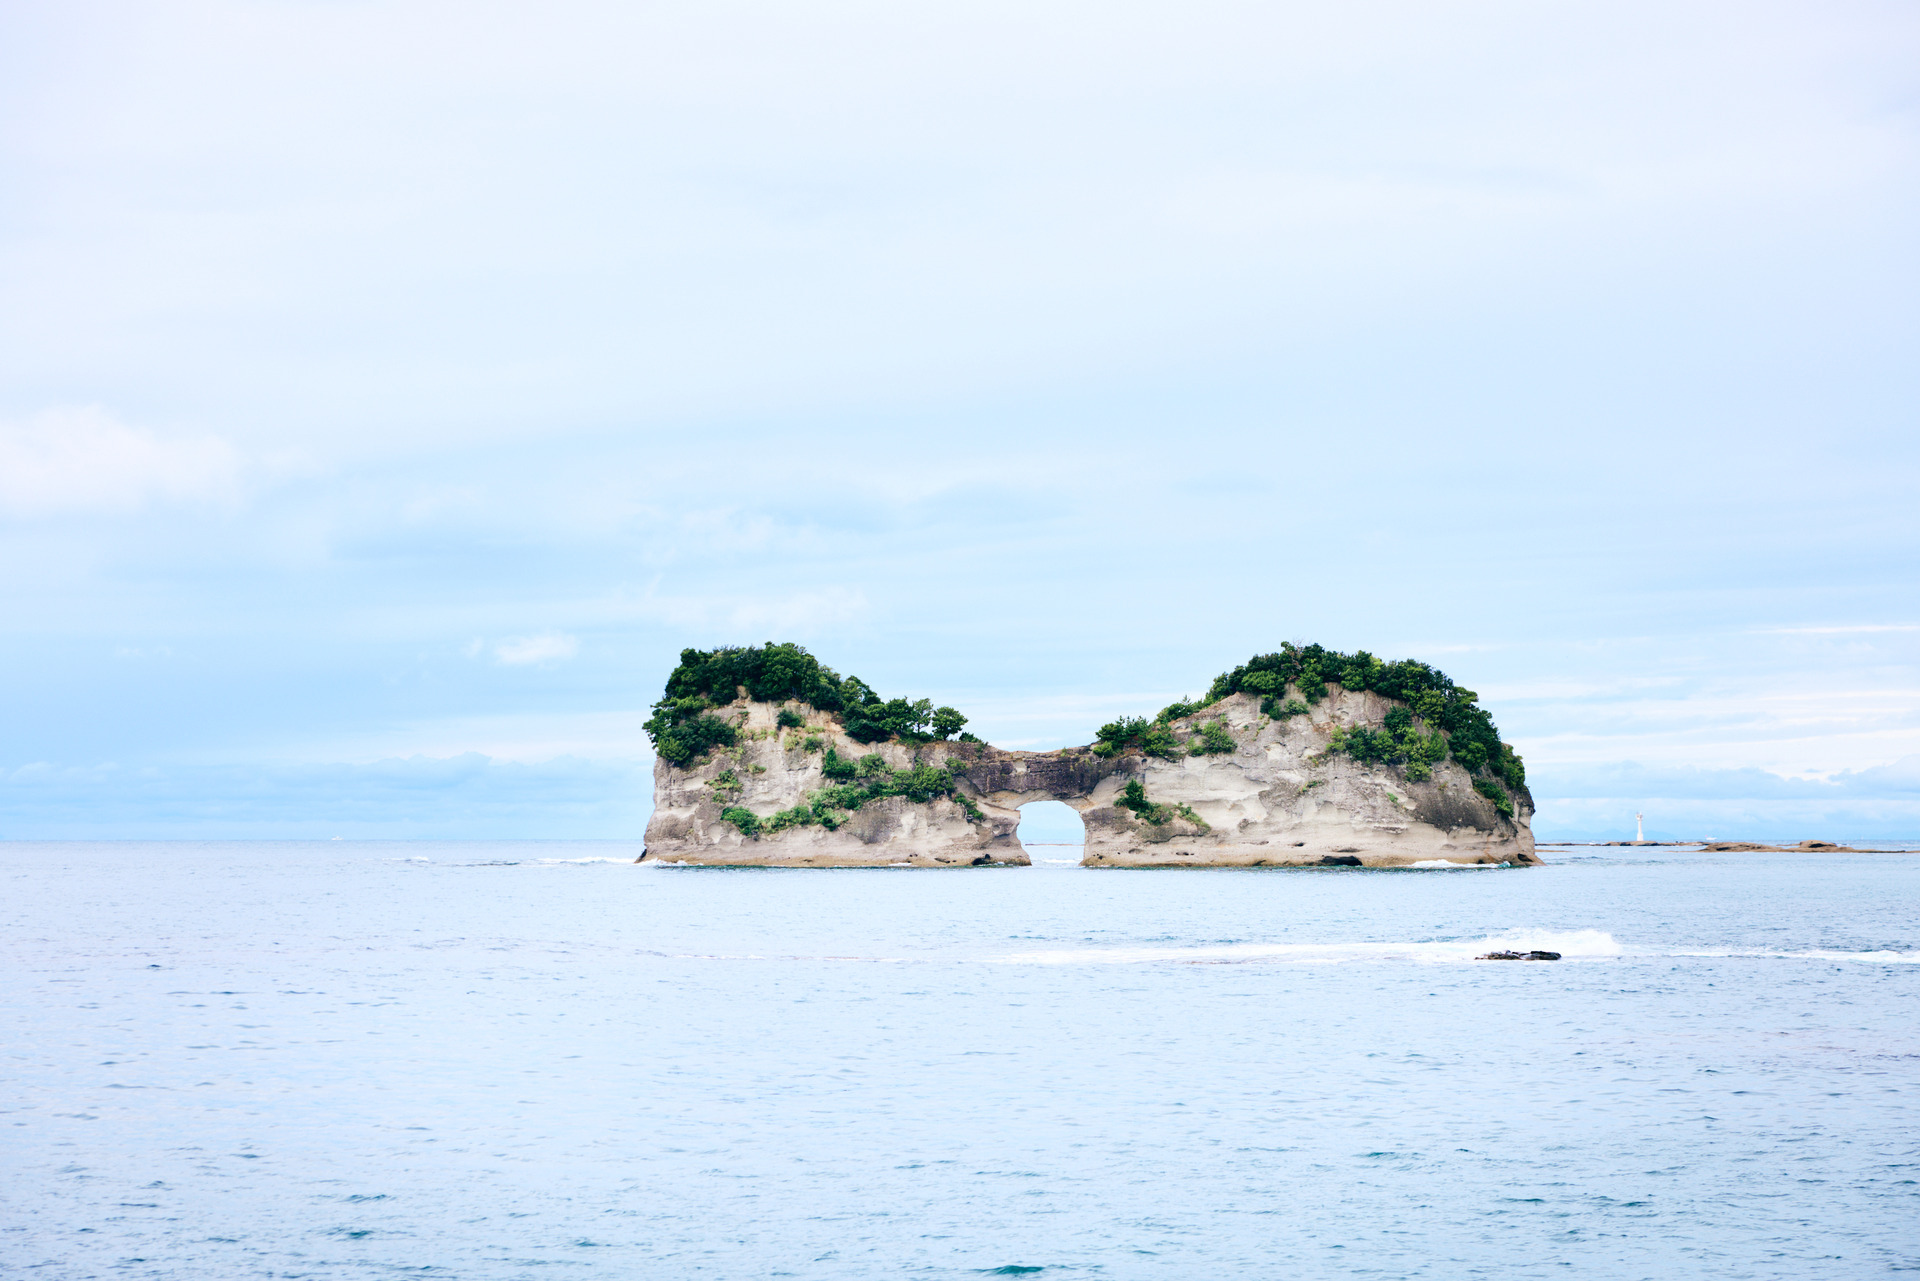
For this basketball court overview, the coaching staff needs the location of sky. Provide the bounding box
[2,0,1916,841]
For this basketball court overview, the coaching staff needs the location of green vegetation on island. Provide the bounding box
[1473,777,1516,817]
[645,642,975,766]
[1326,706,1450,781]
[721,747,982,839]
[1088,703,1250,760]
[1091,642,1525,793]
[1088,716,1183,760]
[1113,778,1209,831]
[1190,718,1236,756]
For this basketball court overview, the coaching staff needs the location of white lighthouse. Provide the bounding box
[1635,812,1645,842]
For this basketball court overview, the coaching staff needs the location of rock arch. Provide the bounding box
[639,692,1538,868]
[955,748,1115,862]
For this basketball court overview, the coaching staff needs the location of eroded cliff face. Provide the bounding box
[1074,691,1537,867]
[639,700,1016,867]
[641,689,1536,868]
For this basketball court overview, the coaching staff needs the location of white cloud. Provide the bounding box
[1533,796,1920,843]
[1529,756,1920,801]
[597,583,870,635]
[1754,624,1920,635]
[0,406,243,517]
[493,632,579,665]
[286,710,654,764]
[0,2,1911,834]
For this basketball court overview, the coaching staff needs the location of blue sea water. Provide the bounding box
[3,840,1918,1280]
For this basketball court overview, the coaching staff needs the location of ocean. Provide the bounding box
[4,840,1917,1279]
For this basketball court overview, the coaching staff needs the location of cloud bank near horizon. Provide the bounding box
[1527,756,1920,842]
[6,750,1920,844]
[0,755,650,840]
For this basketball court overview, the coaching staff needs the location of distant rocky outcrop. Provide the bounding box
[640,643,1539,868]
[1699,840,1859,853]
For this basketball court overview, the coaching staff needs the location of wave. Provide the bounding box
[624,931,1915,967]
[534,856,639,865]
[1671,947,1920,964]
[997,929,1623,966]
[388,855,638,867]
[994,930,1920,966]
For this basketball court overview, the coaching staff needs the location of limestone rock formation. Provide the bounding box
[640,699,1010,867]
[1066,689,1537,867]
[641,668,1538,868]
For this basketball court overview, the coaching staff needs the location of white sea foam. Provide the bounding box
[667,952,904,963]
[995,929,1920,966]
[1405,859,1499,869]
[1475,928,1625,957]
[1673,947,1920,963]
[997,928,1624,966]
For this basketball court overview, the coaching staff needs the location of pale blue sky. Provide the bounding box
[2,0,1916,839]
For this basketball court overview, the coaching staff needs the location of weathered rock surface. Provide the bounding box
[639,700,1011,867]
[1071,690,1536,868]
[641,688,1538,868]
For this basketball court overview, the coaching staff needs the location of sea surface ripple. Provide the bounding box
[3,841,1917,1279]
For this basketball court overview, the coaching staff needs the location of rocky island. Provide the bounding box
[640,643,1538,868]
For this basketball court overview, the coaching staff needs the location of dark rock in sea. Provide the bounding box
[1476,950,1561,961]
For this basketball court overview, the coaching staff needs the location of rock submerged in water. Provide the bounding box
[1477,950,1562,961]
